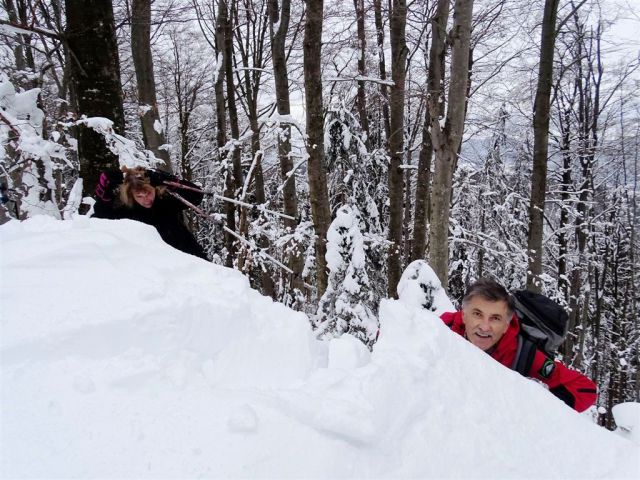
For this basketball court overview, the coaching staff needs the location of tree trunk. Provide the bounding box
[373,0,390,144]
[268,0,305,295]
[3,0,26,73]
[214,0,235,267]
[303,0,332,297]
[411,98,433,261]
[225,0,243,193]
[65,0,125,197]
[386,0,408,297]
[251,129,276,298]
[16,0,35,72]
[428,0,474,287]
[353,0,370,145]
[558,111,572,300]
[130,0,172,170]
[526,0,560,291]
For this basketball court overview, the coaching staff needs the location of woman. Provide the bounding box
[93,167,208,260]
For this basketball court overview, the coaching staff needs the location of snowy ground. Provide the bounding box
[1,216,638,479]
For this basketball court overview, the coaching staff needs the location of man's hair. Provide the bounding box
[462,278,515,315]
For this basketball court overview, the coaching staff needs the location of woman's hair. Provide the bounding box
[118,167,165,207]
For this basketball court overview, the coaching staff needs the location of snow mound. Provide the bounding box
[397,259,455,315]
[613,403,640,445]
[1,217,638,478]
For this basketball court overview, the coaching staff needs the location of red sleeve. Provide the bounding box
[440,311,455,326]
[529,350,597,413]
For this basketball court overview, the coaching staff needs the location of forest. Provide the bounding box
[0,0,638,430]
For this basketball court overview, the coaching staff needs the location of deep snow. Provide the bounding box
[1,216,638,478]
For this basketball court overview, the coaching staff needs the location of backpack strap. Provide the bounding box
[512,335,537,377]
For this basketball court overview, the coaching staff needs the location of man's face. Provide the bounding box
[461,296,511,351]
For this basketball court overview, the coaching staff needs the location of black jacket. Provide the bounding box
[93,171,208,260]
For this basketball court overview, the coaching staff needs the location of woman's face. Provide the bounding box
[133,187,156,208]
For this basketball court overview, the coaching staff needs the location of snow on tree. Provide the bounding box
[448,106,530,300]
[324,101,388,313]
[397,260,455,315]
[0,74,68,221]
[325,102,385,235]
[315,204,378,348]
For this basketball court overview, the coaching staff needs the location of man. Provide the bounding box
[440,278,597,412]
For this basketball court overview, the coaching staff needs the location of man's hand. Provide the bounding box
[95,171,122,201]
[147,169,175,187]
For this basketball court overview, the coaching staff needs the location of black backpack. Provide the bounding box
[511,290,570,376]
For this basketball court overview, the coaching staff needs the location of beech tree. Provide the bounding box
[428,0,474,287]
[385,0,408,297]
[65,0,125,196]
[525,0,559,291]
[130,0,171,170]
[303,0,332,297]
[267,0,305,294]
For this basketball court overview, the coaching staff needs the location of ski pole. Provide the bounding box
[223,225,314,290]
[166,190,224,223]
[168,190,311,289]
[162,180,296,222]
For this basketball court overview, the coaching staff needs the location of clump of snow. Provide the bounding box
[328,333,371,369]
[397,259,456,315]
[76,116,166,170]
[0,74,68,219]
[138,104,153,115]
[62,178,83,219]
[613,403,640,445]
[1,217,638,478]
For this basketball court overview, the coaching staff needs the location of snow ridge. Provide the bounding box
[1,217,638,478]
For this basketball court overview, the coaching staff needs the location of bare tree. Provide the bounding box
[65,0,125,196]
[211,0,236,266]
[2,0,27,74]
[353,0,370,144]
[268,0,305,294]
[412,1,447,263]
[130,0,172,170]
[386,0,409,297]
[224,0,243,193]
[428,0,474,287]
[526,0,560,291]
[373,0,391,145]
[234,0,275,298]
[411,107,433,261]
[303,0,332,296]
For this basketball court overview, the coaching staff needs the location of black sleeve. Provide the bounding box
[147,169,204,209]
[93,170,124,219]
[549,385,576,409]
[166,178,205,209]
[93,198,118,218]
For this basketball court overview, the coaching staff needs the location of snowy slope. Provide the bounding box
[1,216,638,479]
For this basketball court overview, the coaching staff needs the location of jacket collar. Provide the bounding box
[449,310,521,368]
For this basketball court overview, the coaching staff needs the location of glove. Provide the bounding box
[95,170,122,202]
[147,169,176,187]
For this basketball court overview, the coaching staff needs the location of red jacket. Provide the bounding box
[440,310,597,412]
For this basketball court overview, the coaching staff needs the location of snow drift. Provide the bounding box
[1,216,638,478]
